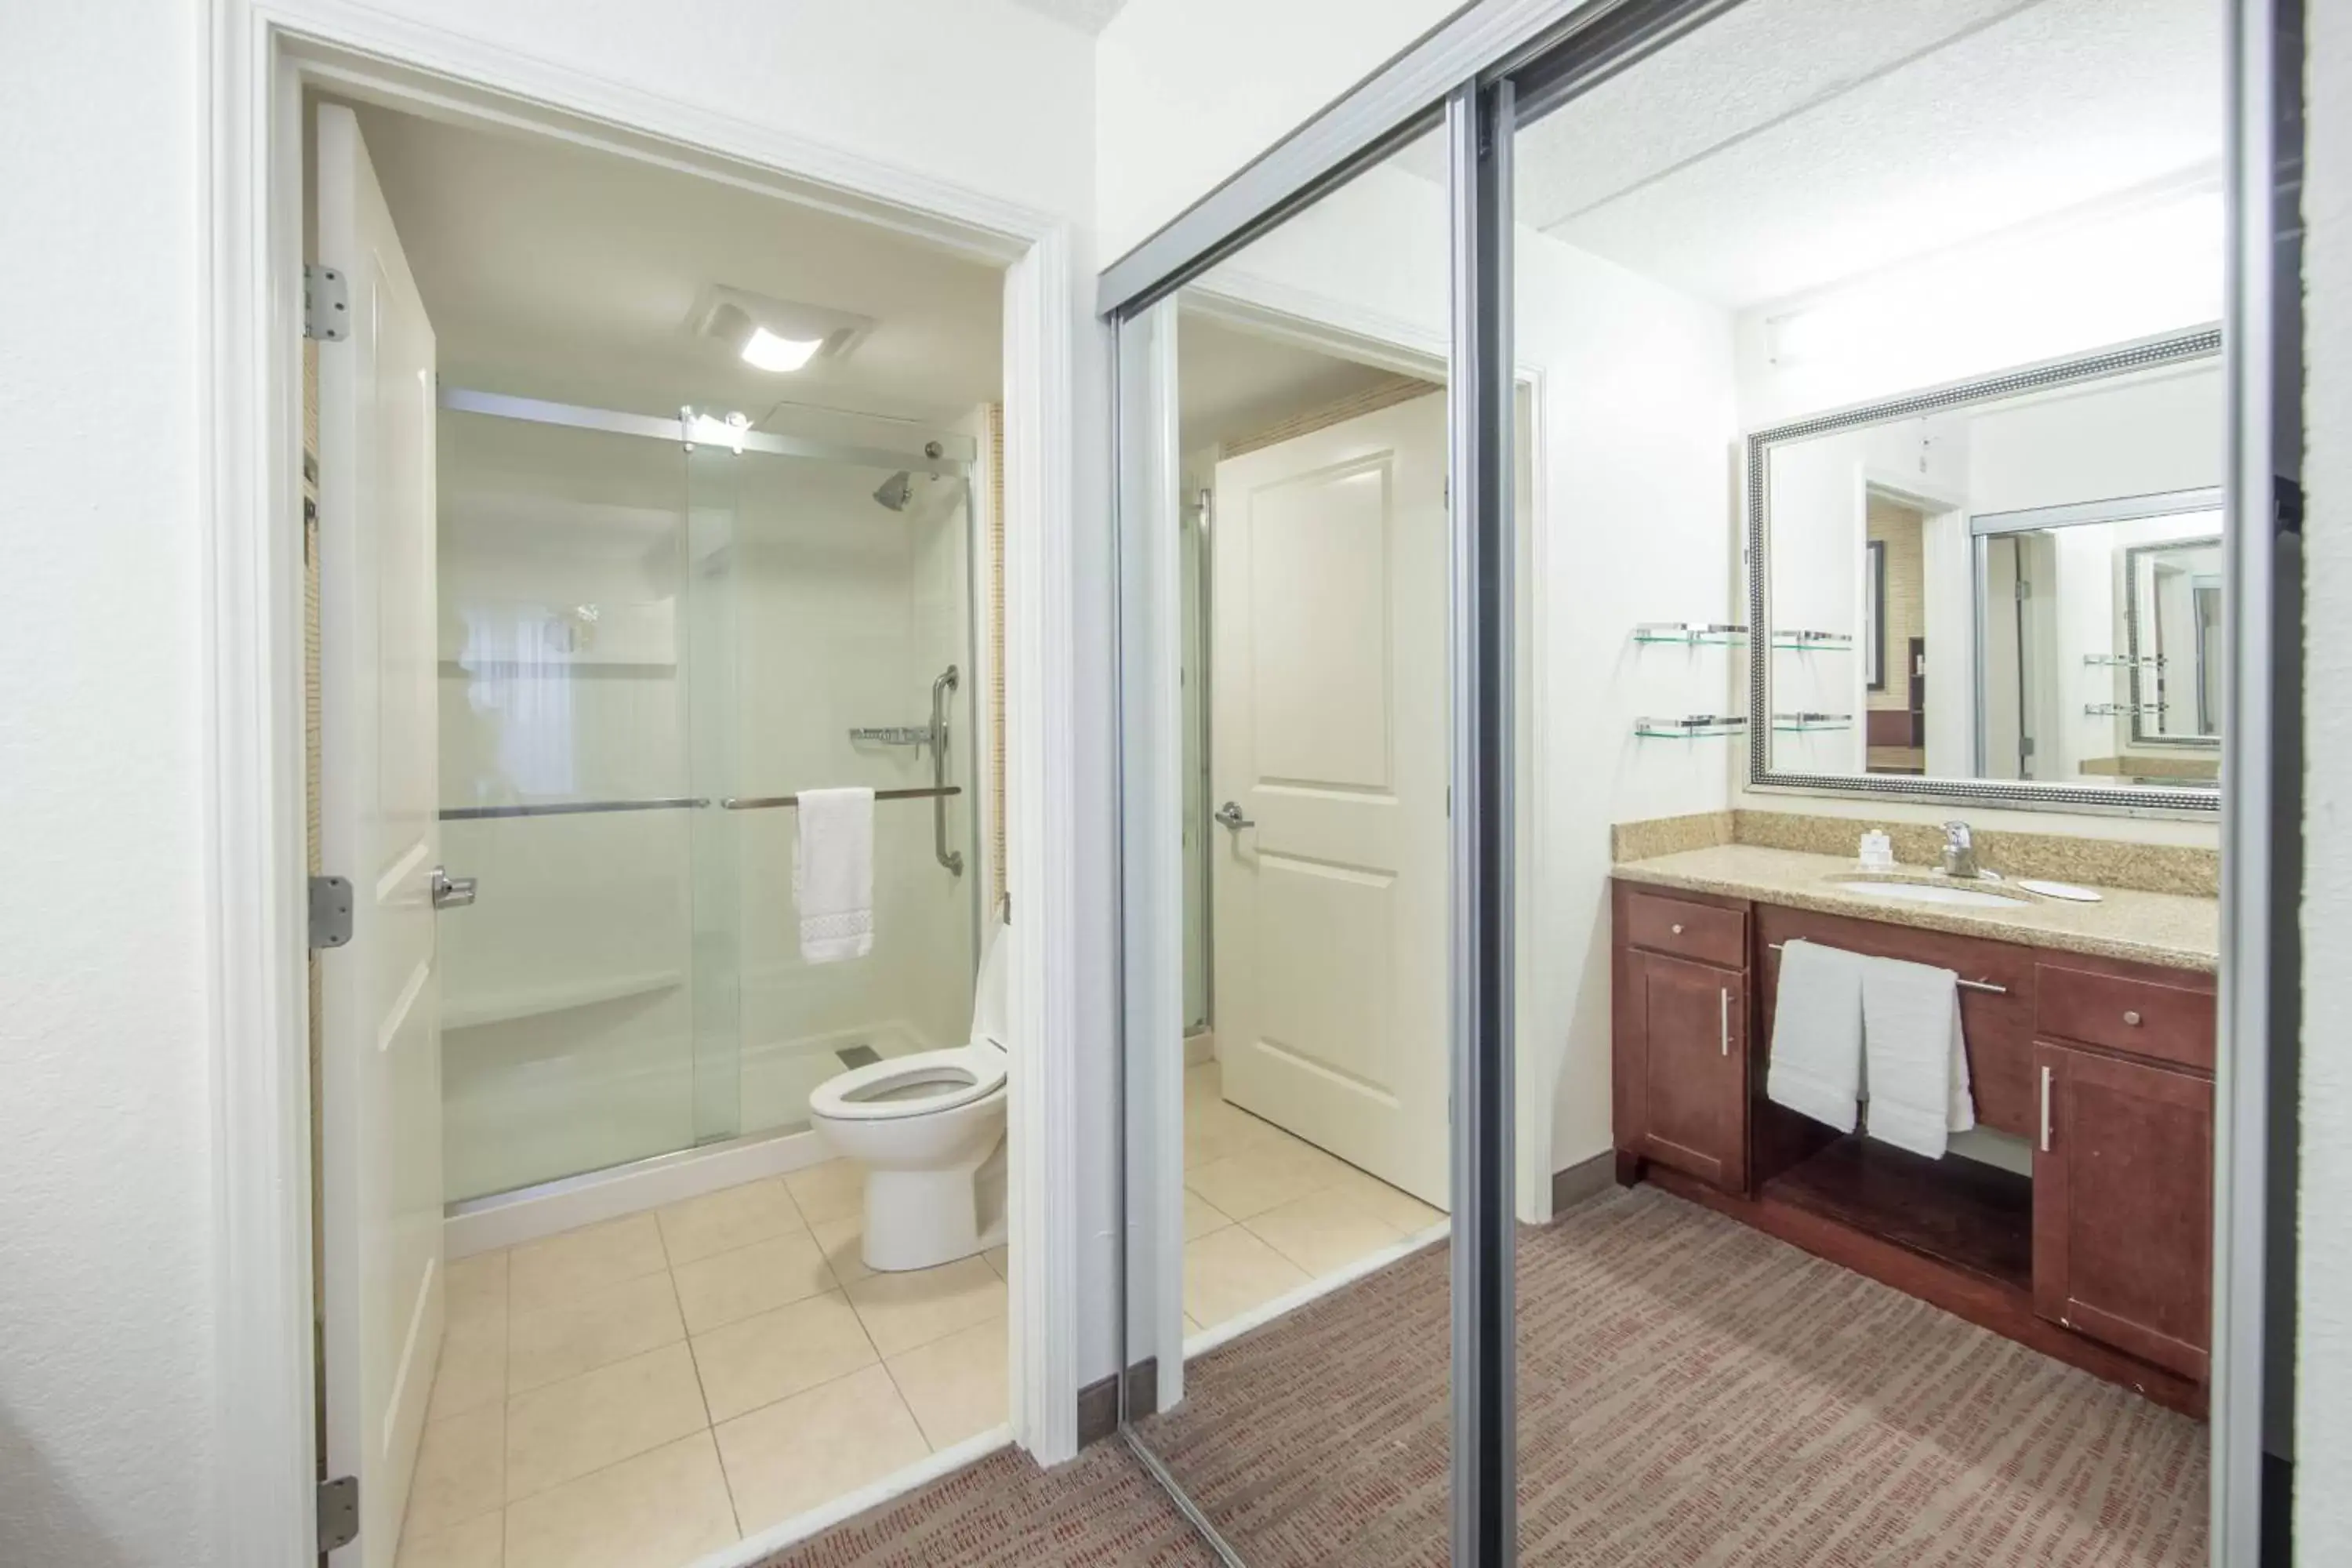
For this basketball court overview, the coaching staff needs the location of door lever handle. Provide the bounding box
[1214,801,1255,831]
[430,867,477,910]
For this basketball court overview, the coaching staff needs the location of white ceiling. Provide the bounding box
[1420,0,2223,310]
[1176,313,1408,454]
[1004,0,1133,35]
[352,105,1004,426]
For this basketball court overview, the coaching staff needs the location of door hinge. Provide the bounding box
[309,875,354,950]
[318,1475,359,1554]
[303,263,350,341]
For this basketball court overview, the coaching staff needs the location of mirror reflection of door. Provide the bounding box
[1864,492,1928,775]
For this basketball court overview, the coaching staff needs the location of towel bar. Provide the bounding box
[1767,941,2008,996]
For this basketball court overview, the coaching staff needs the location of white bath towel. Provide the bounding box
[1860,955,1975,1160]
[794,787,874,964]
[1766,940,1867,1132]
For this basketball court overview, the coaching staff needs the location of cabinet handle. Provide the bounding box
[1720,988,1731,1058]
[2039,1064,2053,1153]
[2122,1009,2142,1026]
[1671,923,1684,935]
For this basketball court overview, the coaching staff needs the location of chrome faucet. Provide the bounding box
[1941,821,1981,879]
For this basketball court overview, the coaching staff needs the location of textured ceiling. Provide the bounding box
[1406,0,2223,310]
[1004,0,1133,35]
[353,104,1004,426]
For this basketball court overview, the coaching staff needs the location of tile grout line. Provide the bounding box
[676,1260,750,1544]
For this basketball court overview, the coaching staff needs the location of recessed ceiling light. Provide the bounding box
[741,327,825,373]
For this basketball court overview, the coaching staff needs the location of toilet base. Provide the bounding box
[861,1136,1007,1272]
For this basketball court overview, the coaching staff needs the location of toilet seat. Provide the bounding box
[807,1044,1007,1123]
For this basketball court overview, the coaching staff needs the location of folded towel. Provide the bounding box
[794,787,874,964]
[1859,955,1975,1160]
[1766,940,1867,1132]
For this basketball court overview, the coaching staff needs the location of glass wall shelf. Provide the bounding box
[1634,714,1748,739]
[1772,710,1853,731]
[2085,702,2167,717]
[1769,629,1854,650]
[2083,653,2166,669]
[1633,621,1747,646]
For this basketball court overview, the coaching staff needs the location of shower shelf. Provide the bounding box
[445,968,684,1031]
[1633,621,1746,646]
[1772,711,1853,732]
[1634,715,1748,739]
[849,726,932,746]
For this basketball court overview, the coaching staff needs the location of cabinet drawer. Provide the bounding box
[1622,889,1746,969]
[2035,963,2215,1073]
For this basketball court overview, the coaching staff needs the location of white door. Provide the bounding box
[315,102,446,1568]
[1210,390,1450,1207]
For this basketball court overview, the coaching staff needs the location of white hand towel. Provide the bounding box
[794,787,874,964]
[1766,939,1867,1132]
[1859,955,1975,1160]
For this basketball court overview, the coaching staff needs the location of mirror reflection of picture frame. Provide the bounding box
[1744,324,2223,814]
[1864,539,1886,691]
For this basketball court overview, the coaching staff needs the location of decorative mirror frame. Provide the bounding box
[1744,325,2224,814]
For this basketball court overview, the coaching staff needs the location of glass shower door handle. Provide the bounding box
[430,867,477,910]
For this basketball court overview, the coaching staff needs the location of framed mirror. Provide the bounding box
[1747,326,2223,811]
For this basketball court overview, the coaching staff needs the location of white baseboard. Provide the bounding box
[445,1125,837,1257]
[1183,1027,1215,1067]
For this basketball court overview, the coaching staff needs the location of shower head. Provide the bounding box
[873,472,916,512]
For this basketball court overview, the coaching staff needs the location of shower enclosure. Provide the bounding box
[435,390,982,1203]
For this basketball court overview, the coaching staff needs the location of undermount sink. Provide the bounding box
[1828,879,2029,909]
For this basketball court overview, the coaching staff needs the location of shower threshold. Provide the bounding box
[443,1120,832,1257]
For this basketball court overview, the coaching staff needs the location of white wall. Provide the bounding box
[1094,0,1477,261]
[0,2,1098,1559]
[0,5,216,1563]
[2302,0,2352,1553]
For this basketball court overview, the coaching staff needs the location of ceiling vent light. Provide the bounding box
[689,285,873,375]
[740,327,825,373]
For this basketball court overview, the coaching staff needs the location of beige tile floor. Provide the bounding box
[398,1159,1009,1568]
[1182,1060,1446,1335]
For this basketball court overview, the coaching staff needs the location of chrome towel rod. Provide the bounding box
[441,797,709,821]
[720,786,962,811]
[1766,941,2008,996]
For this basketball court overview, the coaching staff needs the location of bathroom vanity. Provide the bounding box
[1607,846,2218,1415]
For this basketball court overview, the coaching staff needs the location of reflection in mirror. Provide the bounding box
[1760,343,2223,793]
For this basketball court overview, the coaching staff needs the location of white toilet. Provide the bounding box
[808,920,1011,1272]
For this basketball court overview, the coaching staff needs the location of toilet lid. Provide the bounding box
[809,1047,1007,1122]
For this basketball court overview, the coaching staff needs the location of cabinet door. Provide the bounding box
[2032,1042,2213,1379]
[1629,951,1747,1192]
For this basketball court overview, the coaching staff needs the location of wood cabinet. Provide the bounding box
[2033,1039,2216,1379]
[1610,874,2218,1412]
[1620,949,1746,1190]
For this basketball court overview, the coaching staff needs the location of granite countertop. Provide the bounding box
[1613,842,2219,973]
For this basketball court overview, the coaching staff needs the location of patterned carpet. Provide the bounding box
[768,1185,2208,1566]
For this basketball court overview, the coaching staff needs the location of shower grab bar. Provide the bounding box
[719,786,962,811]
[930,666,964,877]
[440,797,710,821]
[1766,942,2008,995]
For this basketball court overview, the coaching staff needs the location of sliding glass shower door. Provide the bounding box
[437,396,979,1205]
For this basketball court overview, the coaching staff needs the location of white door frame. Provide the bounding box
[201,6,1091,1560]
[1120,270,1554,1410]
